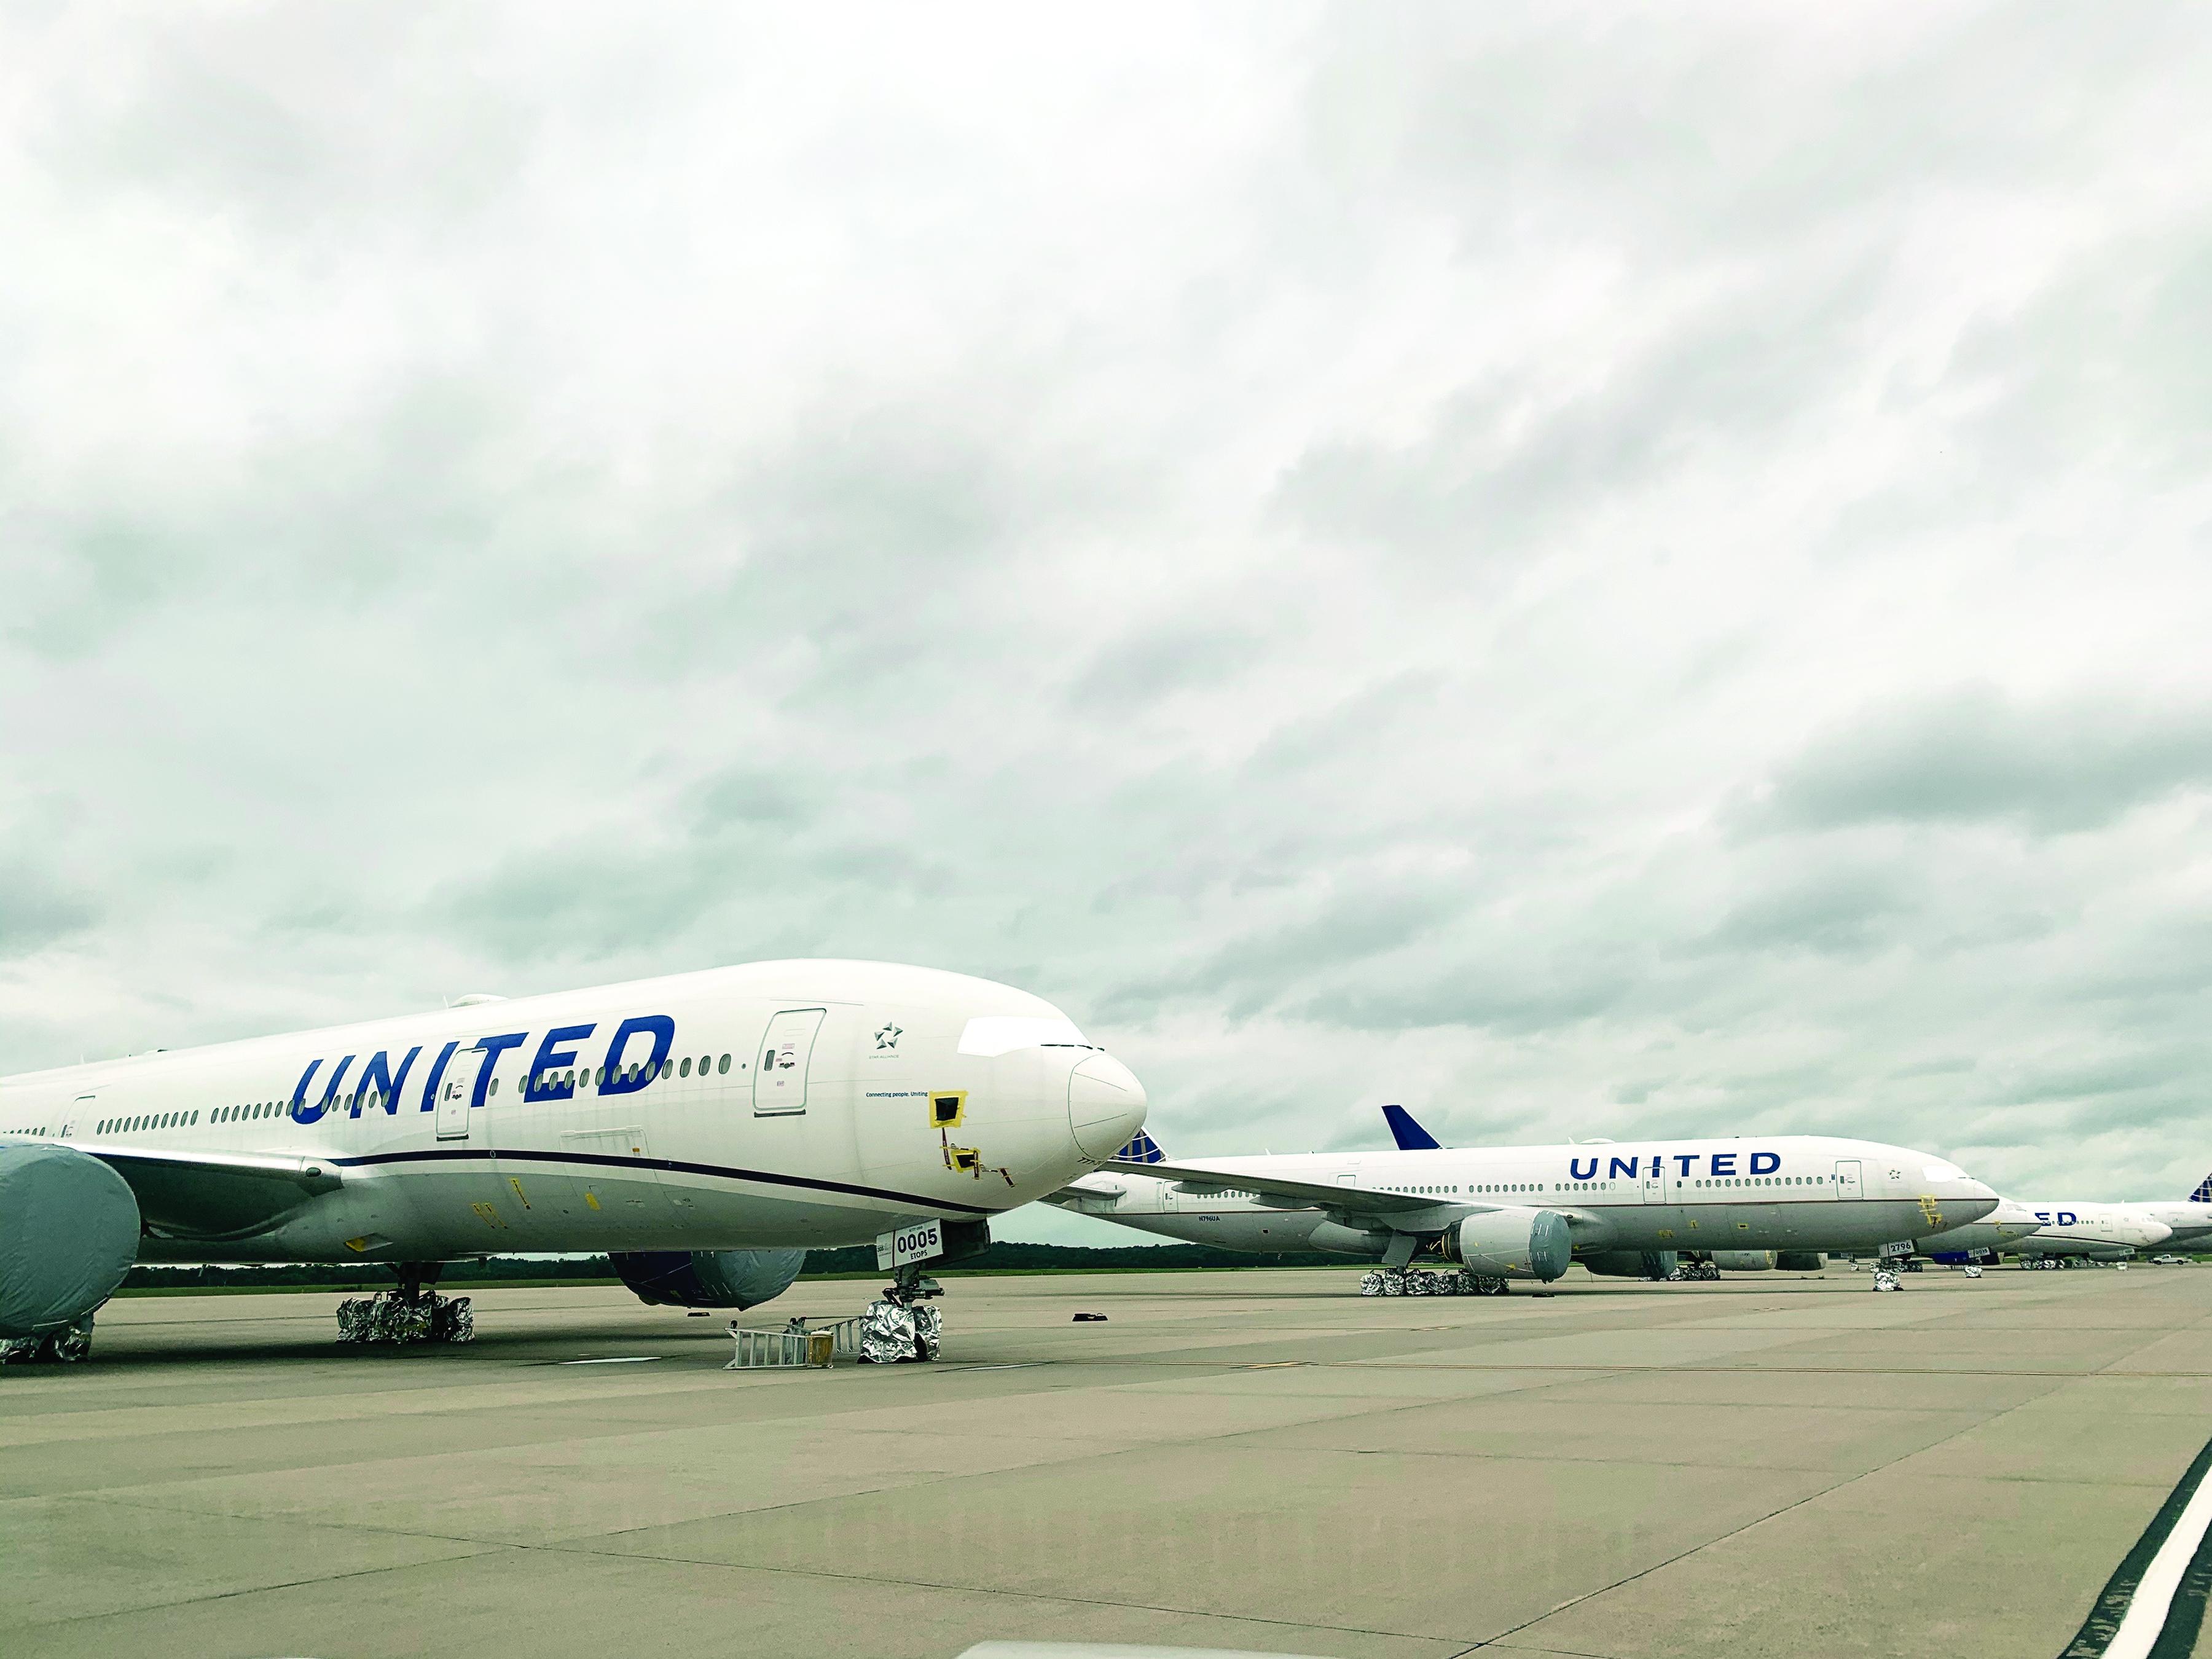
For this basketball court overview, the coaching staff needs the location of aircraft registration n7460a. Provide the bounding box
[1048,1120,1998,1285]
[0,959,1147,1359]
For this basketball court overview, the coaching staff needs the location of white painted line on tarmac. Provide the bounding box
[559,1355,664,1365]
[2062,1433,2212,1658]
[2102,1470,2212,1659]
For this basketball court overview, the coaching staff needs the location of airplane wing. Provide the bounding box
[1104,1159,1465,1218]
[1045,1176,1125,1204]
[66,1142,343,1241]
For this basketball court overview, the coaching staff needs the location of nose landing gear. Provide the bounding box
[859,1265,944,1363]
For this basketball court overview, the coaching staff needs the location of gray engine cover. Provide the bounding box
[0,1145,141,1338]
[611,1248,807,1309]
[1709,1250,1777,1271]
[1445,1207,1571,1281]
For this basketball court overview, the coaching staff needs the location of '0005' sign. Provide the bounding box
[880,1219,943,1269]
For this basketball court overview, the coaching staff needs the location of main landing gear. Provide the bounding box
[1359,1268,1508,1296]
[0,1317,95,1365]
[336,1261,474,1346]
[1669,1260,1722,1281]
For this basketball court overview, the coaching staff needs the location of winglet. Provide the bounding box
[1380,1104,1440,1151]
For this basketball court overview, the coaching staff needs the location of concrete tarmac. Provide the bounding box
[6,1262,2211,1659]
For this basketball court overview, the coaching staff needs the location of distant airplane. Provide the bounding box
[0,960,1147,1359]
[1047,1104,1998,1288]
[1917,1198,2176,1264]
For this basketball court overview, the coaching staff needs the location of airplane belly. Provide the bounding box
[1098,1212,1246,1247]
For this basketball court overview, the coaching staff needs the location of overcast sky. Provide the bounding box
[4,4,2210,1242]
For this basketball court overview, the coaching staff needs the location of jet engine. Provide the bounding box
[1775,1252,1824,1272]
[1582,1250,1679,1280]
[611,1248,807,1311]
[1709,1250,1776,1271]
[1437,1207,1571,1281]
[0,1145,141,1340]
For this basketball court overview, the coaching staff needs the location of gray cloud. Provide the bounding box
[1066,625,1264,715]
[6,3,2212,1233]
[1754,685,2212,835]
[0,860,100,959]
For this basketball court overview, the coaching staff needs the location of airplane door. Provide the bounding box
[1834,1159,1863,1200]
[437,1046,486,1141]
[753,1008,826,1116]
[1641,1159,1666,1204]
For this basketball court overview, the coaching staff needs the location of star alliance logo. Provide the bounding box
[874,1022,902,1051]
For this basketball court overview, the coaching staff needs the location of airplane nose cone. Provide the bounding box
[1068,1051,1147,1161]
[1923,1175,2001,1234]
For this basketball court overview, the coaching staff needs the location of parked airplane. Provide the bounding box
[1381,1104,2023,1278]
[2127,1172,2212,1249]
[0,960,1147,1359]
[1048,1113,1998,1287]
[1918,1199,2172,1264]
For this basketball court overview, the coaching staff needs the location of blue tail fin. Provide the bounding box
[1381,1104,1441,1151]
[1113,1129,1166,1164]
[2190,1171,2212,1203]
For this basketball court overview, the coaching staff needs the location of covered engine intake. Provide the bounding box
[1582,1249,1679,1280]
[0,1145,141,1340]
[1709,1250,1776,1271]
[611,1248,807,1311]
[1438,1207,1571,1281]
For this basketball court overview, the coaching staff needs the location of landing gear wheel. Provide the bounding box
[0,1316,94,1364]
[335,1288,474,1345]
[859,1267,944,1362]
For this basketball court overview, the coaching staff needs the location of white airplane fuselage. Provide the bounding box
[0,960,1146,1265]
[1056,1136,1996,1258]
[2132,1202,2212,1248]
[2006,1202,2173,1260]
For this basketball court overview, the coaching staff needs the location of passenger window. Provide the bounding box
[719,1054,731,1074]
[680,1057,692,1078]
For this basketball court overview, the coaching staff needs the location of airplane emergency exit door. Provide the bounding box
[754,1008,826,1116]
[437,1047,487,1141]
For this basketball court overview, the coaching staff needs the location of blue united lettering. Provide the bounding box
[283,1017,681,1125]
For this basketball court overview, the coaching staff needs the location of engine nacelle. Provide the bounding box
[611,1248,807,1311]
[1438,1207,1571,1281]
[1709,1250,1776,1272]
[1775,1252,1824,1272]
[1582,1250,1679,1280]
[0,1145,141,1339]
[1309,1221,1394,1257]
